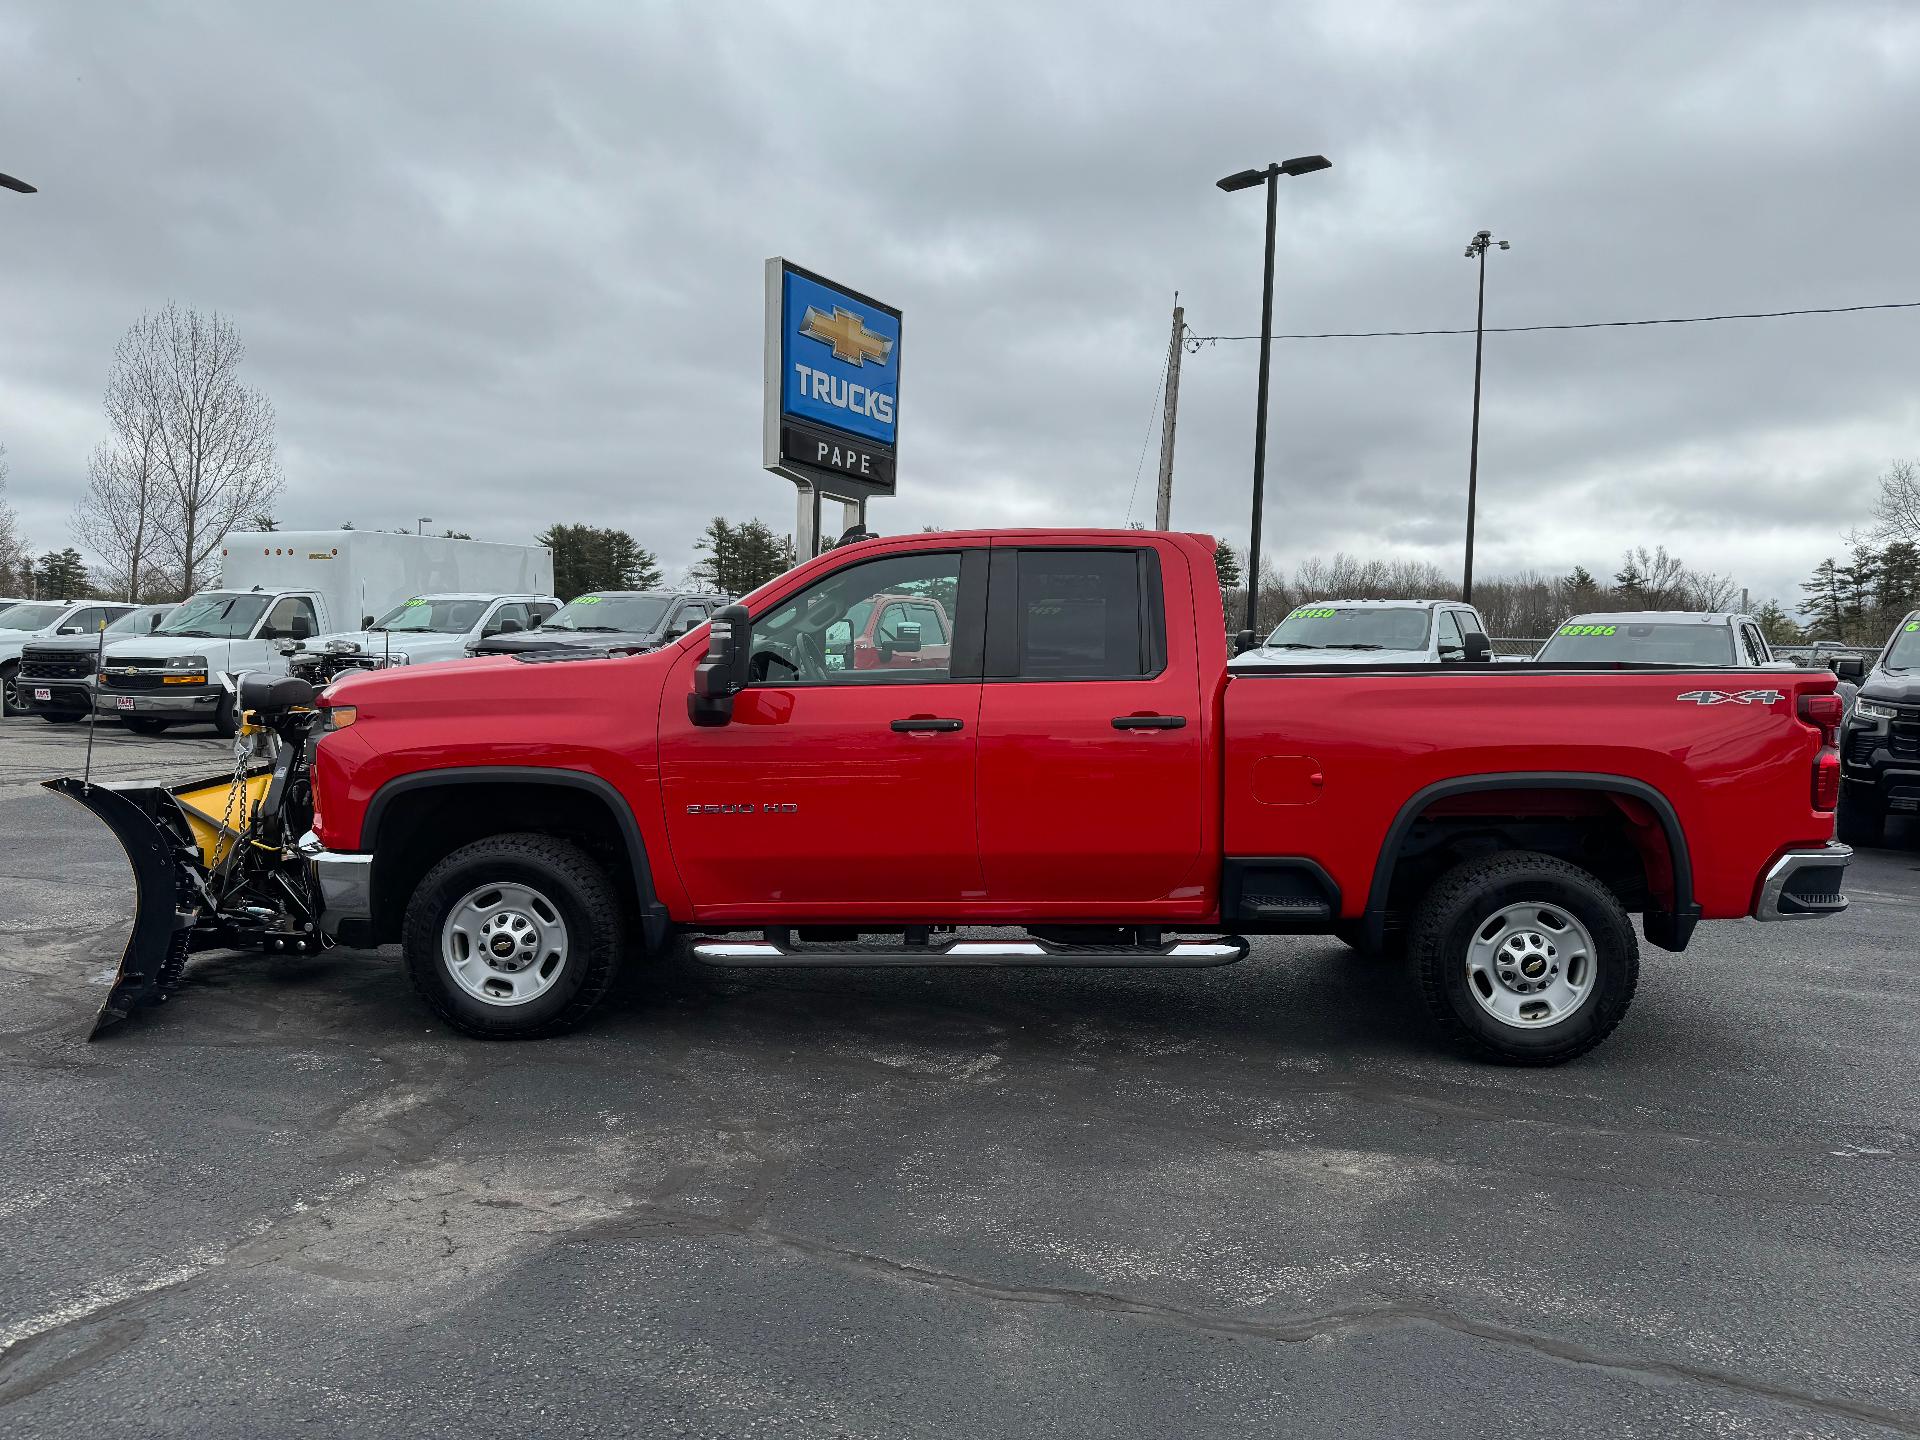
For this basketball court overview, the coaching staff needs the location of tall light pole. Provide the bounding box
[416,516,433,535]
[1217,154,1330,639]
[1461,229,1509,604]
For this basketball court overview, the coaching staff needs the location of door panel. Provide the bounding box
[658,545,985,913]
[974,545,1207,905]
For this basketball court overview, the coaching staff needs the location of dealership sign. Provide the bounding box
[763,258,901,498]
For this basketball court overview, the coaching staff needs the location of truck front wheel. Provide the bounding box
[1409,851,1638,1065]
[402,833,627,1039]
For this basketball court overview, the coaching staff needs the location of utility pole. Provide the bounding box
[1461,229,1509,604]
[1153,297,1184,530]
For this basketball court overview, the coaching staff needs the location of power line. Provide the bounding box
[1122,350,1170,525]
[1186,299,1920,346]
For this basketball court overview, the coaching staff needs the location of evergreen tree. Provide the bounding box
[1752,600,1803,648]
[1613,556,1645,605]
[693,517,794,595]
[1874,540,1920,618]
[1798,558,1846,636]
[1214,541,1242,590]
[538,524,662,598]
[34,547,89,598]
[1835,531,1880,631]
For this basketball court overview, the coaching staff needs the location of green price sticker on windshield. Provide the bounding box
[1290,607,1337,620]
[1560,624,1617,636]
[403,597,427,607]
[1908,621,1919,632]
[576,596,602,604]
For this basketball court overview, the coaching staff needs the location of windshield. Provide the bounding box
[541,595,669,633]
[1262,605,1433,651]
[1883,616,1920,671]
[105,609,162,636]
[1537,621,1735,665]
[370,597,489,634]
[0,602,66,632]
[155,592,271,639]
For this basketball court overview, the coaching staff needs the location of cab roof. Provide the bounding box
[1562,611,1745,626]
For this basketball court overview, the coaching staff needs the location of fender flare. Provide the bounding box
[1364,771,1698,952]
[362,766,669,948]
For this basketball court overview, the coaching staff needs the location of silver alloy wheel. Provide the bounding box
[1463,901,1597,1029]
[441,881,570,1007]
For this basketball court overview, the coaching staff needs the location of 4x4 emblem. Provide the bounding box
[1676,689,1783,706]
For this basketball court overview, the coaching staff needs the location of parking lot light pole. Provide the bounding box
[1218,154,1330,638]
[416,516,432,535]
[1461,229,1509,604]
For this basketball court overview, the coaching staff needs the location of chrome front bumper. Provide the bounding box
[1754,843,1853,922]
[95,686,223,715]
[297,830,374,940]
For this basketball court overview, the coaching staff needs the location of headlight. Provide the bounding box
[1854,699,1898,722]
[322,704,358,732]
[325,638,361,655]
[169,654,208,669]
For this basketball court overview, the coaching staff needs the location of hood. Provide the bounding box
[470,628,658,655]
[1859,669,1920,706]
[301,630,457,658]
[1231,646,1432,668]
[322,642,671,712]
[21,634,115,655]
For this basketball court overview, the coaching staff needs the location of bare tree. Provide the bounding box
[116,305,283,596]
[1873,458,1920,545]
[0,445,31,594]
[72,323,180,601]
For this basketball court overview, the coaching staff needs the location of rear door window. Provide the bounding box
[993,549,1162,680]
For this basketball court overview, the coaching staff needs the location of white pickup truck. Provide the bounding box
[1229,598,1498,668]
[1533,611,1792,669]
[1,599,137,711]
[95,530,555,735]
[292,592,561,683]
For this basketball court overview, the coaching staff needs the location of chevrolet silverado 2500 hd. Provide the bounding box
[301,529,1850,1063]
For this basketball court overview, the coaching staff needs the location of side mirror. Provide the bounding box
[1832,655,1866,683]
[289,615,314,640]
[362,615,376,629]
[1233,629,1258,655]
[689,604,752,727]
[880,621,922,658]
[57,626,82,635]
[1464,633,1493,663]
[669,613,700,637]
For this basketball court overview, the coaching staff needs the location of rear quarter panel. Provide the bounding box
[1224,668,1838,919]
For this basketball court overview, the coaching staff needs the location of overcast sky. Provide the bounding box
[3,0,1916,608]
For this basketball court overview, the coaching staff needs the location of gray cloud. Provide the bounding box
[1,0,1915,609]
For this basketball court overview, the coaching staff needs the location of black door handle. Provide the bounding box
[1112,714,1187,730]
[891,717,965,732]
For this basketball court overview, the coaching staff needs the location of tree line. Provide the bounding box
[1213,541,1745,641]
[1795,460,1920,645]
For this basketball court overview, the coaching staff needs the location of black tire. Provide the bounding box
[0,662,17,713]
[41,713,83,724]
[402,833,627,1039]
[1409,851,1639,1066]
[213,692,238,738]
[120,716,171,735]
[1836,791,1885,848]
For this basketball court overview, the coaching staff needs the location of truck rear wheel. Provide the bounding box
[402,833,627,1039]
[1409,851,1638,1065]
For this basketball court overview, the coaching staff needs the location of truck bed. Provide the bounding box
[1223,663,1839,922]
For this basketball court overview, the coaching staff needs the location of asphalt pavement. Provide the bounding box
[1,715,1916,1437]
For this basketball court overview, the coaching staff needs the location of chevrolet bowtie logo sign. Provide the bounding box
[799,305,893,367]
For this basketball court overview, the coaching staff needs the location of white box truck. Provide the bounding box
[96,531,554,735]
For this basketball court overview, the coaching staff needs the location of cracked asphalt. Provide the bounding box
[1,716,1916,1437]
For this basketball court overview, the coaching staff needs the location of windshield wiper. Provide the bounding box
[561,624,625,632]
[162,629,218,638]
[1325,643,1386,650]
[1264,641,1322,649]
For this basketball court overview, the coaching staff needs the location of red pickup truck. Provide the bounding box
[303,529,1850,1064]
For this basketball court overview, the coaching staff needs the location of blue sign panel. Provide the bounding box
[779,268,901,447]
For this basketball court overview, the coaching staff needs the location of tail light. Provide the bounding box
[1798,692,1843,746]
[1799,693,1844,812]
[1813,748,1840,811]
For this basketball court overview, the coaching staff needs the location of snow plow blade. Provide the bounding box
[44,776,203,1039]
